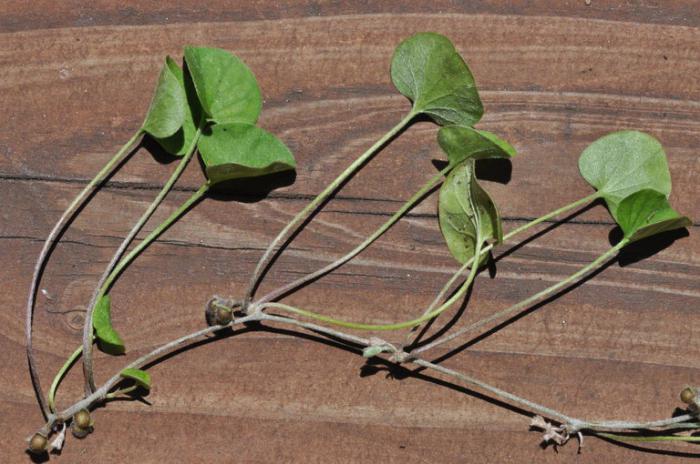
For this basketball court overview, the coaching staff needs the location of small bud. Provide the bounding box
[74,409,91,429]
[205,297,235,326]
[28,433,47,455]
[681,387,697,405]
[71,422,91,439]
[71,409,94,439]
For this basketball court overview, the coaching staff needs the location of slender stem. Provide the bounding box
[25,129,142,419]
[261,313,372,347]
[410,357,577,425]
[36,307,695,443]
[577,414,699,432]
[48,345,83,413]
[257,165,450,305]
[402,258,474,344]
[42,314,260,433]
[258,312,571,428]
[48,181,209,412]
[257,238,482,331]
[105,385,138,399]
[411,239,628,356]
[81,127,203,394]
[259,312,699,434]
[504,192,601,240]
[597,432,700,443]
[243,111,417,309]
[102,182,209,296]
[402,192,602,344]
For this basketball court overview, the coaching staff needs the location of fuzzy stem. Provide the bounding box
[257,165,450,305]
[99,182,210,294]
[597,432,700,443]
[505,192,601,239]
[81,127,202,394]
[48,181,209,412]
[25,129,142,419]
[35,308,696,443]
[411,239,628,356]
[402,258,474,345]
[48,345,83,413]
[574,414,699,432]
[40,314,260,433]
[243,111,417,309]
[404,191,603,343]
[257,237,482,331]
[410,357,577,425]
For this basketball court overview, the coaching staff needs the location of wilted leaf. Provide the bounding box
[141,58,187,139]
[439,160,501,264]
[93,294,125,355]
[120,368,151,390]
[152,57,201,156]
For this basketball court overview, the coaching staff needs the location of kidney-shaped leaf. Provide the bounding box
[438,125,516,166]
[614,189,691,243]
[152,57,201,156]
[198,123,296,184]
[184,46,261,125]
[92,294,125,355]
[120,368,151,390]
[391,32,483,126]
[141,57,188,139]
[439,160,502,264]
[579,131,672,215]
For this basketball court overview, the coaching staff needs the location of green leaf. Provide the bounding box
[439,160,502,264]
[614,189,691,243]
[184,46,261,125]
[438,125,516,166]
[198,123,296,184]
[152,57,201,156]
[92,295,125,355]
[141,58,187,139]
[578,131,672,215]
[119,368,151,390]
[391,32,483,126]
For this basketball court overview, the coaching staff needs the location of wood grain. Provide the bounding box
[1,2,699,463]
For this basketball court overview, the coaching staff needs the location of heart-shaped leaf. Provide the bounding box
[439,160,502,264]
[141,57,187,139]
[438,125,516,166]
[92,294,125,355]
[578,131,672,215]
[152,57,201,156]
[198,123,296,184]
[391,32,483,126]
[614,189,691,243]
[184,46,261,125]
[119,368,151,390]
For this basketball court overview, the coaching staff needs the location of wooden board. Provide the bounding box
[1,2,699,462]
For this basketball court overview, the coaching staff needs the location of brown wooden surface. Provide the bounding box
[1,1,699,462]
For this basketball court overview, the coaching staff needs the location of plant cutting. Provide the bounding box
[23,32,695,459]
[27,46,296,453]
[243,32,486,311]
[25,55,192,418]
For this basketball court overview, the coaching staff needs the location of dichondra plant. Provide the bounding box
[24,33,694,458]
